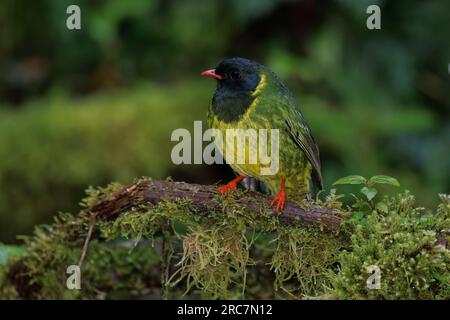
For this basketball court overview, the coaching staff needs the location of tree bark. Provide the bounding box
[89,179,341,229]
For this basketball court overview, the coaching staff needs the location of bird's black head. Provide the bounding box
[202,57,262,123]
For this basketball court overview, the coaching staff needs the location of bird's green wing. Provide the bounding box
[284,108,323,190]
[261,68,323,190]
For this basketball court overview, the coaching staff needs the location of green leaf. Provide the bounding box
[369,175,400,187]
[352,211,364,222]
[360,186,378,201]
[333,175,367,186]
[433,272,450,282]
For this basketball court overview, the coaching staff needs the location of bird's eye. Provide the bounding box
[229,70,241,80]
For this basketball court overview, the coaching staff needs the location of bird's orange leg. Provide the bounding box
[218,175,245,193]
[271,177,286,213]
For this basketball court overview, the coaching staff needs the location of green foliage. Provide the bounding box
[332,193,450,299]
[333,174,400,212]
[0,82,209,241]
[369,176,401,187]
[334,175,400,188]
[0,178,448,300]
[333,175,367,185]
[0,209,162,299]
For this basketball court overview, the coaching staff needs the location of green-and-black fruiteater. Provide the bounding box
[201,57,323,212]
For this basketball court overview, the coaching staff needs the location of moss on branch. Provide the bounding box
[0,178,449,299]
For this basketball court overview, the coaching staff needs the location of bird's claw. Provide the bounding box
[218,176,245,193]
[218,182,238,193]
[271,190,286,213]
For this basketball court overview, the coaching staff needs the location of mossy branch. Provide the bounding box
[2,178,448,300]
[90,179,341,229]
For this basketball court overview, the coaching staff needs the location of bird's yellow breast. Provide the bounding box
[208,74,273,177]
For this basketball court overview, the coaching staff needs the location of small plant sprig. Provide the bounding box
[333,175,400,220]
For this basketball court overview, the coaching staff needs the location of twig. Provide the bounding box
[160,219,174,299]
[78,214,96,268]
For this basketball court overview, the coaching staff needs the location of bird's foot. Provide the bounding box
[218,175,245,193]
[271,190,286,213]
[271,177,286,213]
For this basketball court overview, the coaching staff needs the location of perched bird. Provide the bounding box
[201,57,323,212]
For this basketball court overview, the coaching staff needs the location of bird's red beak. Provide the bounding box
[201,69,222,80]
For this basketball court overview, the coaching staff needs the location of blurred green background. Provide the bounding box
[0,0,449,242]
